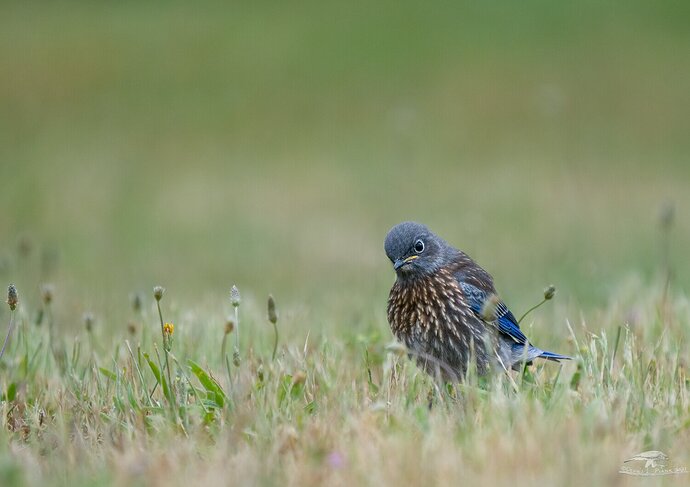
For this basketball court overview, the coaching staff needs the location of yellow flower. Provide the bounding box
[163,322,174,336]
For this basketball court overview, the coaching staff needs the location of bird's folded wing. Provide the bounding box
[458,280,528,344]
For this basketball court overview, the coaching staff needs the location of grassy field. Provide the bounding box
[1,1,690,485]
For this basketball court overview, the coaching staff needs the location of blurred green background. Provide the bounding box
[1,1,689,332]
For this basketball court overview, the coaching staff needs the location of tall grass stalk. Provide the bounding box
[0,284,18,361]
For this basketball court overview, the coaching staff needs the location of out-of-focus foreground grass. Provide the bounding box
[0,1,689,485]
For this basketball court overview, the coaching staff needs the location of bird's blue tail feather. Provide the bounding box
[538,350,571,361]
[510,343,571,364]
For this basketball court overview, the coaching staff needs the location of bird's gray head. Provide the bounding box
[384,221,451,278]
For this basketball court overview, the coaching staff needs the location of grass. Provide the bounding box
[1,1,690,485]
[0,272,689,486]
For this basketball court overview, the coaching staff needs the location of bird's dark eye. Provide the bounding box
[414,239,425,253]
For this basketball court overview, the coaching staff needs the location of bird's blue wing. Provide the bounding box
[459,281,528,344]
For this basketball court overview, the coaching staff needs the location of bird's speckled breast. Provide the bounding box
[386,266,498,378]
[387,268,472,345]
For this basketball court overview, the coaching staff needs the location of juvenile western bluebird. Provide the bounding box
[385,221,570,381]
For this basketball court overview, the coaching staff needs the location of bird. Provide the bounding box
[385,221,570,381]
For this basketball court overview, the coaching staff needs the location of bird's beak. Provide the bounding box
[393,255,418,270]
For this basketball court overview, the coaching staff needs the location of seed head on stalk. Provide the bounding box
[1,284,19,361]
